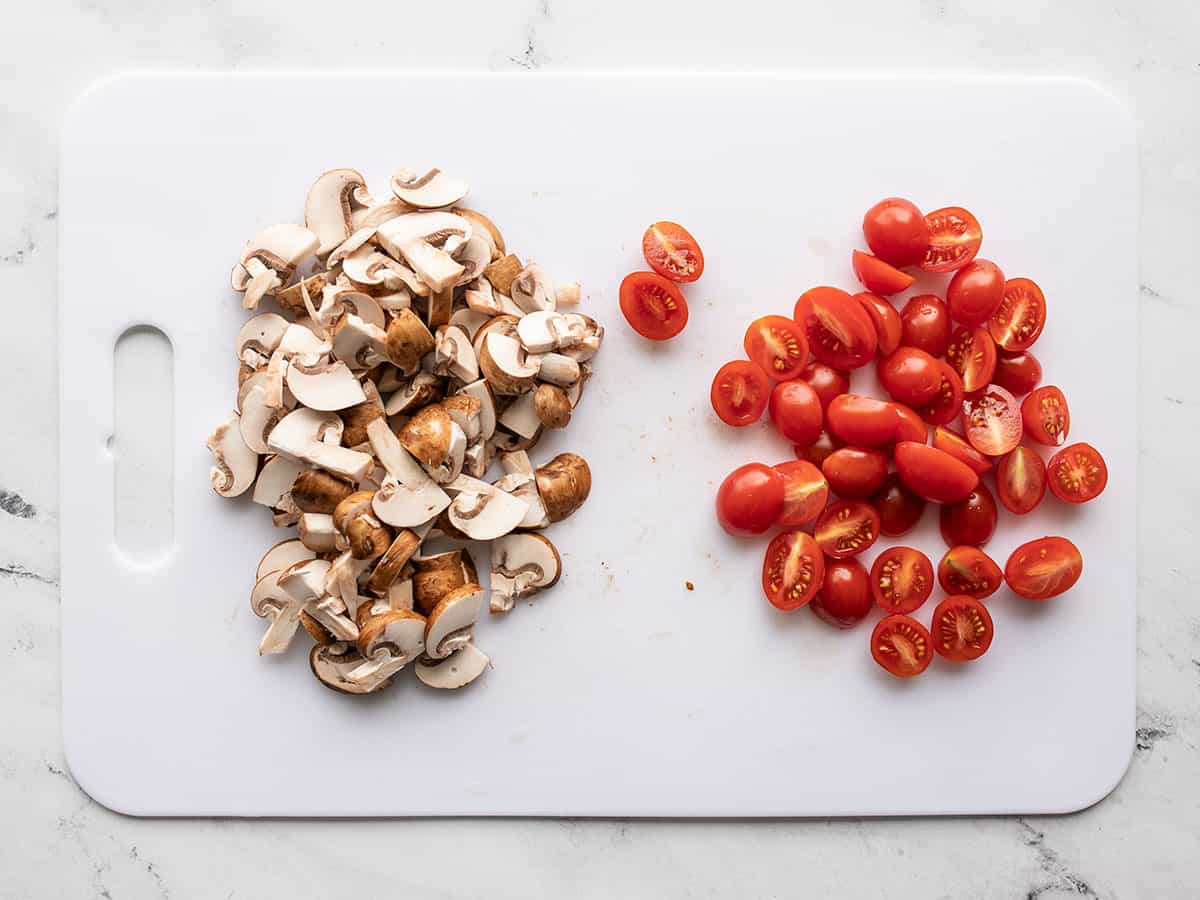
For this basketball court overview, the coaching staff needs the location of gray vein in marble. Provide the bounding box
[0,226,35,265]
[1135,707,1176,753]
[129,845,170,899]
[1018,820,1102,900]
[0,562,58,585]
[508,0,551,69]
[0,488,37,519]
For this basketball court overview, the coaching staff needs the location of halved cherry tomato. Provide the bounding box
[995,445,1047,515]
[931,426,992,474]
[1020,385,1070,447]
[945,325,997,394]
[762,531,825,610]
[854,292,902,356]
[877,347,942,407]
[797,431,843,468]
[772,460,829,527]
[946,259,1005,326]
[1046,443,1108,504]
[799,361,851,411]
[993,350,1042,396]
[937,546,1003,599]
[641,221,704,283]
[851,251,915,296]
[716,463,784,537]
[899,294,953,358]
[890,403,929,444]
[826,394,897,446]
[1004,536,1083,600]
[939,483,998,547]
[931,596,994,662]
[893,441,978,503]
[862,197,930,267]
[871,473,926,536]
[871,614,933,678]
[961,384,1022,456]
[915,361,964,426]
[920,206,982,273]
[768,380,824,446]
[793,286,877,370]
[743,316,810,382]
[869,546,934,614]
[811,558,873,628]
[988,277,1046,351]
[822,447,888,499]
[814,500,881,559]
[619,272,689,340]
[711,360,771,427]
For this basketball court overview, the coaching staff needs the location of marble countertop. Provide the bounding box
[2,0,1198,896]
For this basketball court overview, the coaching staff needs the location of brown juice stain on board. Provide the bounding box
[685,581,695,591]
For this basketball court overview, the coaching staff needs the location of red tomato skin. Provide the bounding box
[797,432,843,467]
[877,347,942,407]
[641,221,704,283]
[932,426,992,474]
[871,473,926,536]
[989,277,1046,351]
[1020,385,1070,447]
[743,315,810,383]
[947,259,1005,326]
[939,483,999,547]
[899,294,953,358]
[826,394,898,447]
[618,272,689,340]
[715,463,785,536]
[768,380,824,446]
[854,292,902,356]
[869,546,935,614]
[822,447,889,499]
[938,546,1004,599]
[961,384,1022,456]
[916,362,965,426]
[890,403,929,444]
[811,558,873,628]
[993,351,1042,396]
[931,596,994,662]
[762,531,826,610]
[711,360,771,427]
[871,614,934,678]
[945,325,997,394]
[893,441,979,503]
[863,198,931,267]
[920,206,983,273]
[852,251,915,296]
[1004,536,1083,600]
[793,287,878,370]
[773,460,830,527]
[799,361,851,411]
[1046,442,1108,504]
[996,446,1047,515]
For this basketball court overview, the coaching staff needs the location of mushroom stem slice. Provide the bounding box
[305,168,368,256]
[256,539,316,583]
[310,642,391,695]
[443,474,530,541]
[509,263,557,314]
[390,168,469,210]
[490,532,562,613]
[415,643,490,689]
[207,412,259,498]
[423,583,484,659]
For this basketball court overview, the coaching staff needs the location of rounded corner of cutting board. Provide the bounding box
[62,722,155,818]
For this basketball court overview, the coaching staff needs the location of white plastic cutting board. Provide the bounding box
[60,73,1137,817]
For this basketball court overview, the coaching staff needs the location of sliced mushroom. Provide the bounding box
[207,412,259,498]
[396,404,467,485]
[365,529,422,596]
[426,286,454,329]
[305,168,369,256]
[509,263,556,314]
[292,469,354,513]
[339,380,385,446]
[448,306,491,340]
[350,197,413,232]
[412,549,475,615]
[497,390,541,440]
[496,451,550,529]
[443,474,529,540]
[346,607,427,686]
[276,272,328,316]
[532,352,580,387]
[253,559,356,656]
[231,224,319,309]
[384,371,444,416]
[479,332,539,395]
[331,314,389,373]
[414,643,489,689]
[490,532,562,613]
[432,325,479,383]
[298,513,338,552]
[390,168,469,209]
[471,313,520,359]
[516,310,572,354]
[454,235,491,286]
[252,454,305,509]
[462,439,492,478]
[236,313,290,367]
[375,212,472,293]
[322,548,374,612]
[536,453,592,523]
[388,577,415,612]
[278,322,332,366]
[239,384,286,453]
[454,208,505,259]
[457,380,497,440]
[268,408,372,482]
[561,313,604,361]
[534,383,572,429]
[366,418,452,527]
[310,641,390,695]
[385,308,437,374]
[483,254,523,297]
[423,583,483,659]
[555,282,582,307]
[440,394,482,442]
[285,359,366,411]
[256,538,316,582]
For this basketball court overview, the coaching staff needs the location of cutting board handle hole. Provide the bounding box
[113,326,174,566]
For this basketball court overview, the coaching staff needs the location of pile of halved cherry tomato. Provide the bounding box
[711,197,1107,678]
[618,222,704,339]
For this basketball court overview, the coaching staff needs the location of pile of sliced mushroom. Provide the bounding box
[209,167,600,696]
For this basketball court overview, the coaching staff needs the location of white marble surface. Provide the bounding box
[1,0,1197,896]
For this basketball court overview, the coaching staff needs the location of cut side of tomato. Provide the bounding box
[995,445,1047,515]
[915,361,964,426]
[793,286,878,370]
[619,271,689,340]
[945,325,997,394]
[937,546,1003,599]
[716,463,785,537]
[870,546,934,614]
[822,446,888,499]
[762,531,825,610]
[893,441,979,503]
[814,500,881,559]
[852,250,915,295]
[1046,442,1108,504]
[863,197,930,267]
[899,294,952,358]
[1004,536,1083,600]
[744,315,810,382]
[1021,385,1070,447]
[946,259,1005,327]
[768,380,824,446]
[961,384,1022,456]
[854,292,902,356]
[871,614,933,678]
[826,394,898,446]
[988,277,1046,351]
[931,596,994,662]
[932,426,992,474]
[773,460,829,527]
[871,473,926,537]
[939,483,998,547]
[877,347,942,407]
[711,360,771,427]
[993,350,1042,396]
[811,558,873,628]
[920,206,982,273]
[641,221,704,283]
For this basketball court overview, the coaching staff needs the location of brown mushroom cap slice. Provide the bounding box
[347,608,427,685]
[385,308,437,375]
[365,529,421,596]
[365,418,452,526]
[423,583,483,659]
[285,360,367,411]
[454,235,491,286]
[239,384,286,454]
[236,312,290,366]
[457,380,497,441]
[256,538,316,583]
[536,452,592,523]
[390,168,469,209]
[479,332,539,395]
[411,548,475,614]
[534,383,572,429]
[305,168,368,256]
[292,469,354,513]
[444,474,530,540]
[483,254,523,297]
[252,454,305,509]
[207,412,259,498]
[397,404,455,469]
[384,371,444,416]
[310,641,390,695]
[414,643,490,689]
[332,490,376,534]
[490,532,562,613]
[454,208,505,259]
[531,352,580,388]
